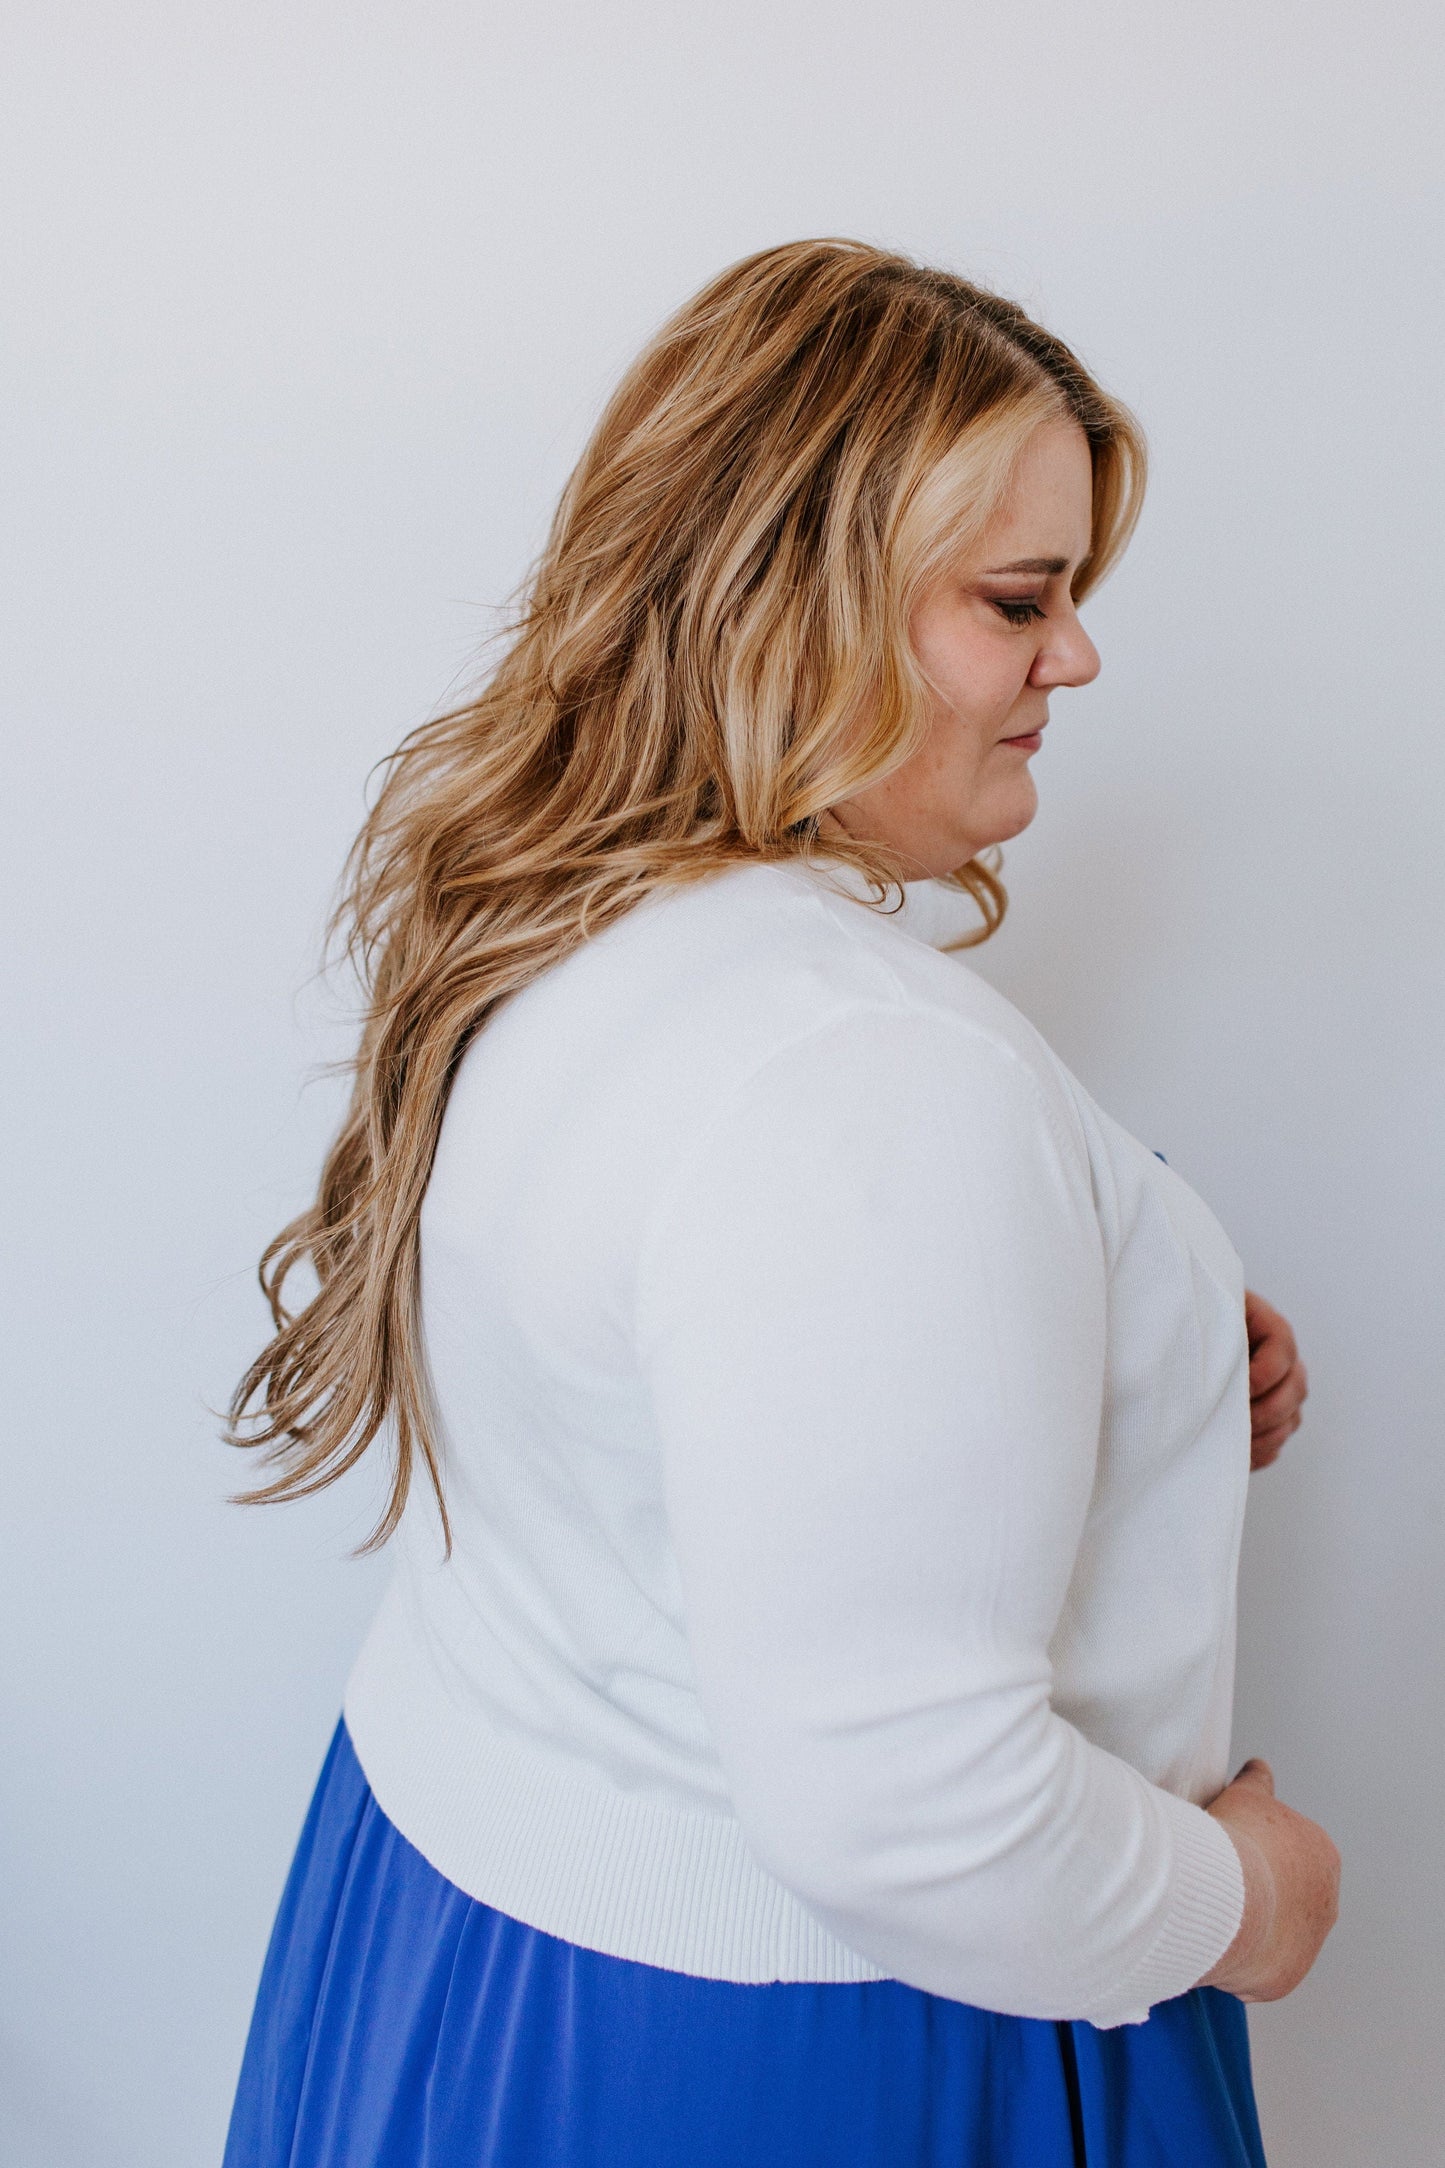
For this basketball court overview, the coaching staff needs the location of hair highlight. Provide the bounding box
[226,237,1147,1550]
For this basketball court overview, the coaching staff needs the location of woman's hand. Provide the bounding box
[1244,1289,1308,1471]
[1197,1759,1341,2003]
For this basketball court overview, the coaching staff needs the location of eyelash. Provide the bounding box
[993,599,1046,628]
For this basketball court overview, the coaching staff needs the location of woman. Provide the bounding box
[223,239,1339,2166]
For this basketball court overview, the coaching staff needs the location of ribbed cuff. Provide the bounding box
[1089,1786,1247,2029]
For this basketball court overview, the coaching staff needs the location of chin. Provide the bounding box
[972,784,1038,855]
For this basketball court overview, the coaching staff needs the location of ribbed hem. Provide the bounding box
[342,1574,891,1986]
[1090,1783,1247,2027]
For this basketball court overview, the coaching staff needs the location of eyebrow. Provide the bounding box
[980,556,1071,576]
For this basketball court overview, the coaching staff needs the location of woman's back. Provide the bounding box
[344,855,1252,2025]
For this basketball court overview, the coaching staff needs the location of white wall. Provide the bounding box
[3,4,1440,2161]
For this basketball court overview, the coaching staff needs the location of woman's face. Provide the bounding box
[823,418,1102,880]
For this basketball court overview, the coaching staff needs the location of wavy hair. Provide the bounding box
[226,236,1147,1550]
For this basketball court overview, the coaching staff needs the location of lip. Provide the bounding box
[999,725,1046,749]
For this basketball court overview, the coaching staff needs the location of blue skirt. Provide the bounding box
[225,1719,1268,2167]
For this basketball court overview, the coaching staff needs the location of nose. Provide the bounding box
[1030,609,1101,691]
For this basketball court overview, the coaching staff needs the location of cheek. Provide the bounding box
[914,612,1027,728]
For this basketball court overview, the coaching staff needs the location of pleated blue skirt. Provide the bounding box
[224,1719,1268,2167]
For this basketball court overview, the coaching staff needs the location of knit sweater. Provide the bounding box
[343,853,1250,2028]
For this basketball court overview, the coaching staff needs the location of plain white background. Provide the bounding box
[3,3,1441,2161]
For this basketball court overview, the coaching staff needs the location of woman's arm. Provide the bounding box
[635,1001,1246,2028]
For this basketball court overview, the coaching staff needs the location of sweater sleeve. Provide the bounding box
[633,1001,1245,2026]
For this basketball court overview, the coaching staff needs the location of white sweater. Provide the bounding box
[343,854,1251,2028]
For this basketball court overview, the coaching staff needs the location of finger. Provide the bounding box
[1244,1290,1286,1347]
[1250,1342,1295,1397]
[1251,1369,1301,1422]
[1249,1317,1299,1379]
[1247,1352,1291,1404]
[1245,1293,1298,1364]
[1250,1413,1301,1466]
[1251,1369,1305,1429]
[1234,1757,1275,1793]
[1251,1406,1302,1453]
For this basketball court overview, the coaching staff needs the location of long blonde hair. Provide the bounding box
[227,237,1147,1551]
